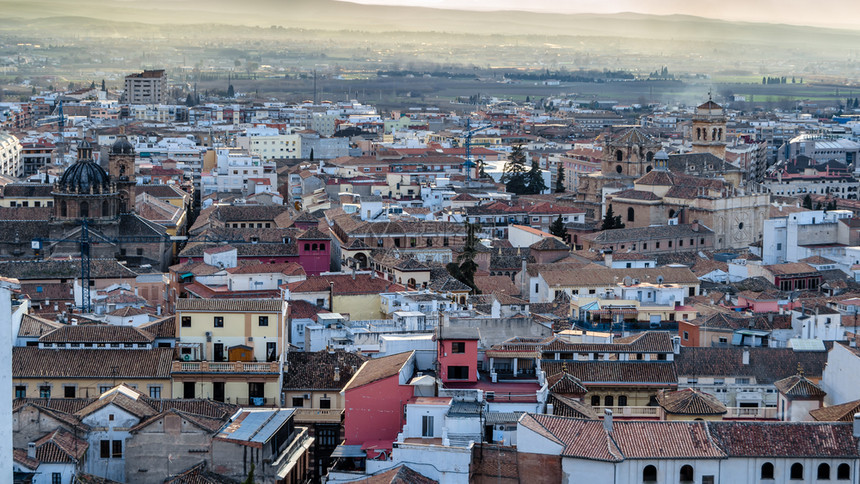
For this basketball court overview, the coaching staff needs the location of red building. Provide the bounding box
[341,351,416,459]
[437,327,479,383]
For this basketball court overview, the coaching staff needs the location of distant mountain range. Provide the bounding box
[2,0,860,51]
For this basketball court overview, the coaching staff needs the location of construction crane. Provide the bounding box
[31,219,185,312]
[463,119,492,183]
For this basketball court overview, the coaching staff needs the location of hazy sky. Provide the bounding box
[341,0,860,29]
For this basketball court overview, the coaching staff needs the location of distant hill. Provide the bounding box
[2,0,860,55]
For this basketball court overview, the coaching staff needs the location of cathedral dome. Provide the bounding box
[110,136,134,155]
[57,142,111,194]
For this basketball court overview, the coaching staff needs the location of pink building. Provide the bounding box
[437,327,479,383]
[342,351,415,458]
[736,290,782,313]
[297,227,332,275]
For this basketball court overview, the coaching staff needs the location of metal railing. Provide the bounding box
[171,361,279,373]
[594,406,660,417]
[293,408,343,423]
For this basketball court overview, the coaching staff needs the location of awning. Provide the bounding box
[330,444,365,458]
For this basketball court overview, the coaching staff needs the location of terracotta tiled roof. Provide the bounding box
[12,448,38,470]
[548,394,598,420]
[708,422,860,457]
[287,274,405,296]
[612,420,726,459]
[39,324,155,344]
[656,388,727,415]
[175,298,283,312]
[342,351,413,392]
[164,460,240,484]
[289,300,331,320]
[17,314,63,338]
[546,370,588,395]
[33,428,88,463]
[541,361,677,385]
[283,350,368,390]
[774,373,826,399]
[810,399,860,422]
[138,316,176,339]
[226,261,305,276]
[543,331,674,354]
[12,347,174,379]
[352,465,438,484]
[519,414,623,461]
[675,347,829,383]
[75,389,158,419]
[765,262,818,276]
[0,259,139,280]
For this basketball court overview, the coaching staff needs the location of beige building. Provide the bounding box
[123,70,167,104]
[172,298,287,406]
[691,98,727,160]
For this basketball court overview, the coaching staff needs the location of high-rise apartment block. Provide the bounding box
[123,69,167,104]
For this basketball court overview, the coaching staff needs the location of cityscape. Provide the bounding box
[4,1,860,483]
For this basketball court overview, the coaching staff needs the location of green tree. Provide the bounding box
[549,214,567,240]
[446,222,481,294]
[101,79,106,91]
[242,463,255,484]
[601,204,625,231]
[477,158,489,179]
[802,193,813,209]
[309,148,314,162]
[555,163,566,193]
[227,84,235,98]
[526,159,547,194]
[502,145,528,195]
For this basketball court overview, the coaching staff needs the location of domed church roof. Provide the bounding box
[110,135,134,155]
[57,141,111,194]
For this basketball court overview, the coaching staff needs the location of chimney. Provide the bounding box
[27,442,35,459]
[604,249,614,268]
[854,413,860,438]
[351,267,356,280]
[692,220,699,232]
[333,366,341,382]
[603,409,613,433]
[546,403,554,415]
[742,348,750,365]
[768,312,774,324]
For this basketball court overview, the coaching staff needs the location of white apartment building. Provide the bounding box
[201,149,276,196]
[123,70,167,105]
[236,127,301,160]
[0,132,22,177]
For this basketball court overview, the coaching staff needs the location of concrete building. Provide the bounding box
[0,132,22,177]
[123,70,167,105]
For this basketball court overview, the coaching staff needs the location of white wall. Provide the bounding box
[822,343,860,405]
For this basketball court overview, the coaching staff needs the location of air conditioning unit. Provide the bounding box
[182,354,192,361]
[495,424,506,431]
[485,391,495,401]
[303,393,311,399]
[205,331,212,342]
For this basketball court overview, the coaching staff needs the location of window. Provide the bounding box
[320,398,331,409]
[449,366,469,380]
[422,415,434,437]
[443,237,449,247]
[791,463,804,480]
[149,386,161,399]
[683,331,689,340]
[777,243,782,250]
[39,386,50,399]
[214,316,224,328]
[64,386,76,398]
[736,378,750,385]
[266,342,277,362]
[627,207,635,222]
[838,463,850,480]
[591,395,600,406]
[680,465,694,482]
[52,473,61,484]
[451,341,466,353]
[258,316,268,326]
[100,440,110,458]
[819,463,831,480]
[316,298,326,307]
[99,385,111,394]
[643,465,657,482]
[604,395,614,406]
[181,316,191,327]
[112,440,123,458]
[292,396,304,408]
[15,385,25,398]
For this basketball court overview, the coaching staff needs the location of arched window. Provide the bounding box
[604,395,614,407]
[791,463,804,480]
[618,395,628,406]
[696,127,701,140]
[643,465,657,483]
[761,462,774,479]
[616,150,623,162]
[669,209,676,218]
[818,463,831,480]
[407,278,416,288]
[646,165,652,173]
[80,201,89,218]
[311,243,318,251]
[627,207,635,222]
[838,463,850,480]
[646,151,654,162]
[591,395,600,407]
[60,200,67,217]
[304,243,311,251]
[319,244,325,251]
[680,465,694,482]
[102,200,109,217]
[616,165,623,174]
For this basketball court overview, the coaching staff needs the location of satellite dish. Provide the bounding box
[656,275,665,285]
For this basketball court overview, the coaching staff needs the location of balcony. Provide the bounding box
[235,397,271,407]
[293,408,344,423]
[594,406,661,418]
[171,361,279,374]
[726,406,777,419]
